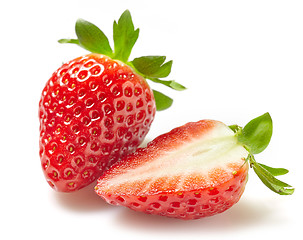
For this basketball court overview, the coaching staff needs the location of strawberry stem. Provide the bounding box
[58,10,186,111]
[233,113,294,195]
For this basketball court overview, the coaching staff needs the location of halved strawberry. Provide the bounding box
[95,113,294,220]
[39,10,185,192]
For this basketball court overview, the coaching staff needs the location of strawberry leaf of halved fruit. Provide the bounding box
[252,158,294,195]
[238,112,273,154]
[258,163,289,176]
[233,113,294,195]
[58,10,185,111]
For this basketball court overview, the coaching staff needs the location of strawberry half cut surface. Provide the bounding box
[95,113,294,220]
[39,10,185,192]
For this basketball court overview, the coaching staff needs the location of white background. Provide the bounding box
[1,0,302,239]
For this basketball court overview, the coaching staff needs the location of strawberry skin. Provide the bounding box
[95,120,249,219]
[39,10,185,192]
[39,54,156,192]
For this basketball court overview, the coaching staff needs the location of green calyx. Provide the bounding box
[230,112,294,195]
[58,10,186,111]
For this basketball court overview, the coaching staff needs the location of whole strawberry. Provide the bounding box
[95,113,294,220]
[39,10,185,192]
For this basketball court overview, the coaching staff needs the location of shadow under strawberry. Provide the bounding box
[52,181,107,212]
[114,197,274,232]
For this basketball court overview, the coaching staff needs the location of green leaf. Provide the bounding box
[57,10,183,113]
[154,61,173,78]
[237,112,273,154]
[131,56,185,90]
[152,90,173,111]
[58,38,79,45]
[258,163,289,176]
[132,56,166,76]
[149,78,186,91]
[75,18,113,56]
[113,10,139,62]
[132,56,173,78]
[251,159,294,195]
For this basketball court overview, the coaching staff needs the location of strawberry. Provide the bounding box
[95,113,294,220]
[39,10,185,192]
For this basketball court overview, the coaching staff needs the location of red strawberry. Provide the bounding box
[95,113,294,220]
[39,10,185,192]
